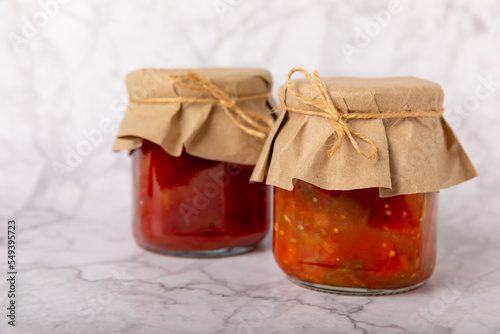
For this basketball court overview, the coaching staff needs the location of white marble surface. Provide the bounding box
[1,0,500,333]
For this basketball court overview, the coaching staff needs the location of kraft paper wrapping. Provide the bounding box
[250,76,478,197]
[113,68,275,165]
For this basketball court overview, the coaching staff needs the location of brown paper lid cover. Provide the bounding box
[251,75,477,197]
[113,68,274,165]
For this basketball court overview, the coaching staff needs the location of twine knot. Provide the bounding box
[218,97,236,108]
[281,68,444,159]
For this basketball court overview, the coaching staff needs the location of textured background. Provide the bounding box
[1,0,498,225]
[0,0,499,333]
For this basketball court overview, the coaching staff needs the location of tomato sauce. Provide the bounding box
[132,140,269,256]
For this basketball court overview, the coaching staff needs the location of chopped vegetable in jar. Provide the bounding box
[273,180,438,291]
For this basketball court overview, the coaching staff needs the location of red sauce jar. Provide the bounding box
[115,68,275,257]
[132,140,269,257]
[273,181,438,294]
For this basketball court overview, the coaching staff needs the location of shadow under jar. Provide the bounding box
[132,140,269,257]
[273,181,438,295]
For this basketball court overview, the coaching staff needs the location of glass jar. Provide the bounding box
[273,180,438,295]
[132,140,269,257]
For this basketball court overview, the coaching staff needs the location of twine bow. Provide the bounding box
[281,68,444,159]
[129,71,274,139]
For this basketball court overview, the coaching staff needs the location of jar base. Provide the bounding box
[288,277,428,296]
[140,244,256,258]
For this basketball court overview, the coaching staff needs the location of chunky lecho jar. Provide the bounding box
[115,68,275,257]
[274,181,438,294]
[251,69,477,294]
